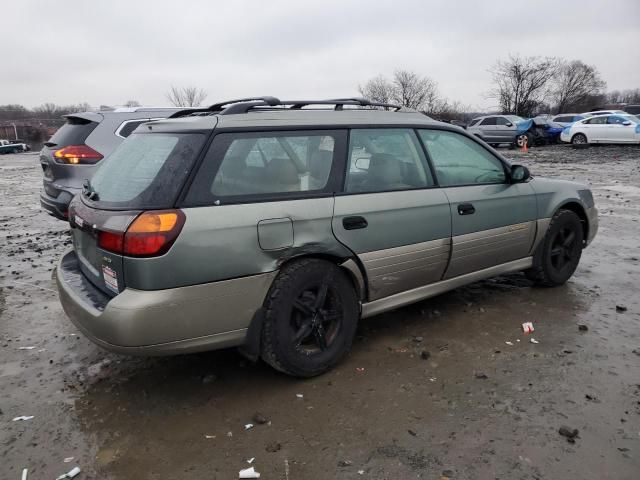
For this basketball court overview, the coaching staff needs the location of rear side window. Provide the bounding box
[585,116,606,124]
[48,117,99,147]
[185,130,342,205]
[88,133,205,209]
[419,130,506,186]
[116,119,149,138]
[480,117,497,126]
[345,129,433,193]
[555,116,572,123]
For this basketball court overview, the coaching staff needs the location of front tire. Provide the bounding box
[260,259,359,377]
[515,132,533,149]
[526,210,584,287]
[571,133,588,148]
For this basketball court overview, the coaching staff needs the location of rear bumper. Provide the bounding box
[40,189,76,220]
[56,250,277,355]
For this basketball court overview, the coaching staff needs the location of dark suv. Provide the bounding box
[40,107,179,219]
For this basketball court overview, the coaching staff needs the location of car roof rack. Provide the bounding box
[169,97,405,118]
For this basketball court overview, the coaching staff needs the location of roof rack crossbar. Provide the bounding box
[171,97,406,117]
[219,98,404,115]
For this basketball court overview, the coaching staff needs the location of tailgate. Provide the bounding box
[69,197,139,297]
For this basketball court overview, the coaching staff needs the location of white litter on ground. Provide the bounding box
[239,466,260,478]
[227,431,233,437]
[12,416,34,421]
[55,466,81,479]
[530,338,539,344]
[244,423,254,430]
[247,457,255,464]
[505,341,514,346]
[522,322,534,333]
[18,346,36,350]
[296,394,304,398]
[21,468,28,480]
[205,435,216,439]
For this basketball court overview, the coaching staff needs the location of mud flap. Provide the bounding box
[237,308,265,362]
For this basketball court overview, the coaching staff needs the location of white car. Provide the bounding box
[581,110,628,117]
[560,114,640,145]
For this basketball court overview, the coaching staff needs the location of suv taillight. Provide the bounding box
[98,210,185,257]
[54,145,103,164]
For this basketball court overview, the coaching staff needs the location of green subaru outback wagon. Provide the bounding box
[56,97,598,377]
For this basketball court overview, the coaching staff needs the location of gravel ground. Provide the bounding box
[1,145,639,479]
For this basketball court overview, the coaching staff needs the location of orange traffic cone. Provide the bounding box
[521,136,528,153]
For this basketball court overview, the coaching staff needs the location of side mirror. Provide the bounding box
[505,122,513,127]
[622,120,632,126]
[510,164,531,183]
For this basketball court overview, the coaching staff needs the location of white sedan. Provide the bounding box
[560,114,640,145]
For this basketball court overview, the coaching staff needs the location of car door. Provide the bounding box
[332,128,452,301]
[582,116,607,142]
[494,116,514,142]
[418,129,538,279]
[478,117,498,142]
[606,115,635,143]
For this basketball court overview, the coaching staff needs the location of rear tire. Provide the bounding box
[260,259,359,377]
[571,133,588,148]
[526,210,584,287]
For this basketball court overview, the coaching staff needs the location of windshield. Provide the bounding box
[87,132,205,209]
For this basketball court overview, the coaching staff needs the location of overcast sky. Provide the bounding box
[2,0,639,110]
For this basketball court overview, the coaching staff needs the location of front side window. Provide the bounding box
[185,131,339,204]
[419,130,506,187]
[345,129,433,193]
[496,117,510,126]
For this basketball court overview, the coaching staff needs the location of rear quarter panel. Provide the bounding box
[123,198,353,290]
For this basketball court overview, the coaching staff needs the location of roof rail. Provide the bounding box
[169,97,405,118]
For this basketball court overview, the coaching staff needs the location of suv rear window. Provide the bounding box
[48,116,99,147]
[87,132,205,209]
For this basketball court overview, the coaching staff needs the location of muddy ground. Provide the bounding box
[1,145,639,480]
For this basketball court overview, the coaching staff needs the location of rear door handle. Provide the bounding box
[457,203,475,215]
[343,216,368,230]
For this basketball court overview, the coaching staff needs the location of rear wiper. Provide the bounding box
[43,141,57,148]
[82,179,99,200]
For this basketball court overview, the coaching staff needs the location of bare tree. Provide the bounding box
[358,75,394,104]
[358,70,443,113]
[605,88,640,104]
[489,55,559,117]
[552,60,605,113]
[166,86,208,107]
[124,100,141,107]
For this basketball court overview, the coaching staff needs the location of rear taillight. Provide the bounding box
[98,210,185,258]
[54,145,103,164]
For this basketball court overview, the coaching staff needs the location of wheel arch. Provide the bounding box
[555,201,589,246]
[277,252,368,302]
[239,252,368,362]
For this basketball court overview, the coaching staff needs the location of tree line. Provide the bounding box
[360,55,639,119]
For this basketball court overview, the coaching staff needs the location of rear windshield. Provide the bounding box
[48,117,99,147]
[86,132,205,209]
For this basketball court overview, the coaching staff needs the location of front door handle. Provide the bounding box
[343,216,368,230]
[457,203,475,215]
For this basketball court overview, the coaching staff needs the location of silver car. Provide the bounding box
[56,97,598,377]
[40,107,179,220]
[467,114,532,148]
